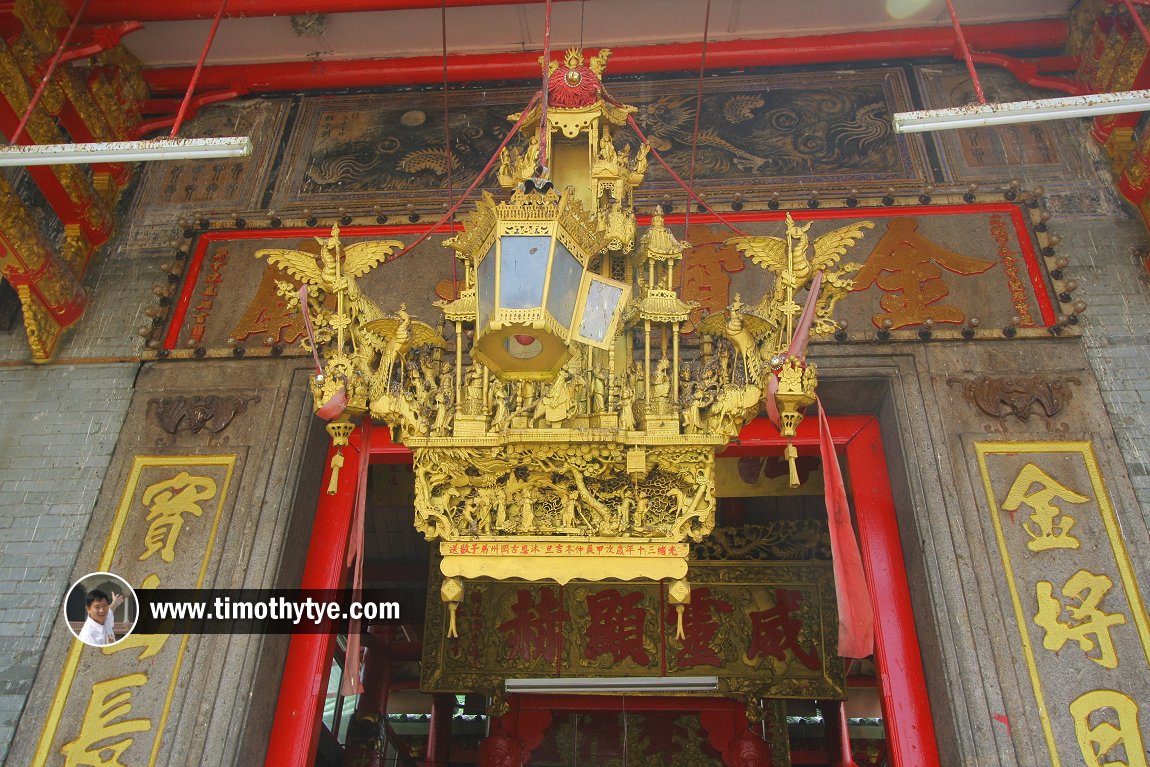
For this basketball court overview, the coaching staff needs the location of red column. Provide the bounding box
[845,420,940,767]
[423,694,455,767]
[263,431,361,767]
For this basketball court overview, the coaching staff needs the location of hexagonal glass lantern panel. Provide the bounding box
[473,232,588,380]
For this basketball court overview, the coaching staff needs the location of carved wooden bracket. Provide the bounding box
[149,394,260,438]
[946,375,1079,421]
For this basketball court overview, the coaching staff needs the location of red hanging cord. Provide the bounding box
[682,0,712,238]
[441,0,458,294]
[537,0,554,172]
[384,92,542,263]
[621,111,748,238]
[10,0,91,145]
[170,0,229,137]
[944,0,987,105]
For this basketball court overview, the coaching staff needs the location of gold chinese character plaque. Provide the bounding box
[975,441,1150,766]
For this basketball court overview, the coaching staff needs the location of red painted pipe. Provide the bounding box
[66,0,580,22]
[1121,0,1150,49]
[169,0,229,137]
[10,0,90,144]
[944,0,987,104]
[142,20,1068,95]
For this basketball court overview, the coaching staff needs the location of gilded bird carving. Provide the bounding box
[728,213,872,316]
[256,223,403,300]
[256,224,407,366]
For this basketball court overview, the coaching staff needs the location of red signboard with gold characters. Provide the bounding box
[161,200,1061,356]
[422,524,846,710]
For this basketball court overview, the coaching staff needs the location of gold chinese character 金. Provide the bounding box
[60,673,152,767]
[852,217,996,328]
[1034,569,1126,669]
[1002,463,1088,552]
[139,471,217,563]
[1070,689,1148,767]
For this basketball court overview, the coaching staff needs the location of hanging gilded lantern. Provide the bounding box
[458,185,629,379]
[262,48,869,651]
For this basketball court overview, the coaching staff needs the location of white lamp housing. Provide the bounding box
[892,89,1150,133]
[0,136,253,166]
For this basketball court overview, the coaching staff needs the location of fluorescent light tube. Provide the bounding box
[0,136,253,166]
[504,676,720,694]
[892,89,1150,133]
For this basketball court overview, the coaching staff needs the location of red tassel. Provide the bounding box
[341,417,372,696]
[818,399,874,659]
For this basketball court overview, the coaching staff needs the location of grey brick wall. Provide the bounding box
[0,194,164,762]
[0,362,135,763]
[1040,134,1150,518]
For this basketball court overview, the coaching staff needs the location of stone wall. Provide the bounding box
[0,362,134,761]
[3,359,325,766]
[1061,211,1150,515]
[816,334,1150,765]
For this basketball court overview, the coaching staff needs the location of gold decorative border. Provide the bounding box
[974,440,1150,766]
[32,455,236,766]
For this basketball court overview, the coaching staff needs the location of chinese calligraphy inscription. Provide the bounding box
[853,217,996,328]
[1034,570,1126,669]
[422,557,844,703]
[976,441,1150,766]
[1002,462,1086,552]
[34,456,235,767]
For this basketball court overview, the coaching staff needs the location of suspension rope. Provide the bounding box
[384,92,542,264]
[944,0,987,105]
[682,0,712,237]
[620,110,749,238]
[1121,0,1150,50]
[171,0,230,137]
[10,0,91,144]
[441,0,457,293]
[537,0,554,172]
[578,0,585,50]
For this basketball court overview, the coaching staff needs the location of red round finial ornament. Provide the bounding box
[548,54,601,108]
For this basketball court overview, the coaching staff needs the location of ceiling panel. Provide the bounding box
[119,0,1070,69]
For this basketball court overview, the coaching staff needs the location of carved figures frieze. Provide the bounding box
[412,444,714,543]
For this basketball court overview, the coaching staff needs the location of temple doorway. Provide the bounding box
[268,415,939,767]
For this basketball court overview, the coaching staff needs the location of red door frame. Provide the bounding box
[264,415,940,767]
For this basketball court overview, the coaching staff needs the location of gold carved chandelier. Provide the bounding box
[259,49,868,638]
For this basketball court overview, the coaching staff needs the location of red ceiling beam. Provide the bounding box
[65,0,579,22]
[142,19,1068,96]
